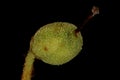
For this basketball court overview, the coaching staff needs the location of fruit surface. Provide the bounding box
[30,22,83,65]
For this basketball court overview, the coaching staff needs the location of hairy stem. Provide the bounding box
[21,51,35,80]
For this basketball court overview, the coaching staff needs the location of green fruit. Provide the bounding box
[30,22,83,65]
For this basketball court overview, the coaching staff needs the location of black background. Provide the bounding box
[2,0,117,80]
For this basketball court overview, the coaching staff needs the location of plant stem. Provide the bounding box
[21,51,35,80]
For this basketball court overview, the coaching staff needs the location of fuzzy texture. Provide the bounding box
[31,22,83,65]
[21,51,35,80]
